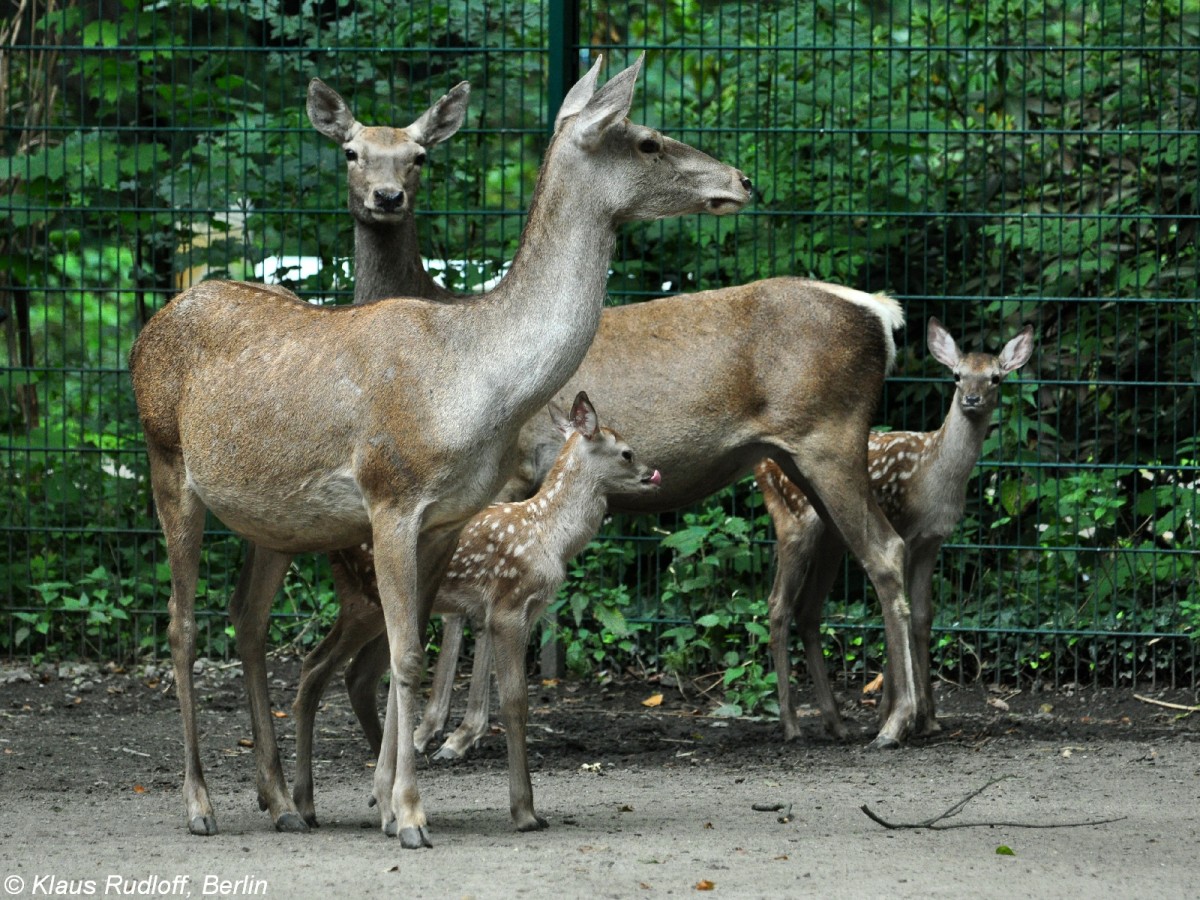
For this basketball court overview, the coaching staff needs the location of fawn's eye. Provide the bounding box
[622,449,633,461]
[638,138,661,155]
[414,151,427,166]
[953,373,962,382]
[344,148,358,162]
[991,374,1001,384]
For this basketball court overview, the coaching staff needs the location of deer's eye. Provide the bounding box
[414,151,427,166]
[622,449,633,461]
[991,374,1001,385]
[953,373,962,383]
[344,148,358,162]
[638,138,661,155]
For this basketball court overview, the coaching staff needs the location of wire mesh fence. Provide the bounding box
[2,1,1197,699]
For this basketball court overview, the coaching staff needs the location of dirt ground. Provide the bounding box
[0,656,1197,899]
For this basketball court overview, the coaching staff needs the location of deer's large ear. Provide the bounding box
[547,400,571,438]
[999,324,1035,375]
[569,391,600,440]
[555,55,604,130]
[407,81,471,147]
[926,317,961,370]
[307,78,358,143]
[570,54,643,151]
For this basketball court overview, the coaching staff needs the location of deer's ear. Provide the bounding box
[407,81,470,147]
[307,78,358,144]
[555,55,604,130]
[569,391,600,439]
[926,317,961,370]
[547,401,571,437]
[999,324,1035,375]
[570,54,643,151]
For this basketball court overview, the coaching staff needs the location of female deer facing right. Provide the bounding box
[759,317,1035,742]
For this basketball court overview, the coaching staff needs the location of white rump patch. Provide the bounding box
[819,283,905,373]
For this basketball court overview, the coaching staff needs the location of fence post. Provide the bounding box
[538,0,580,681]
[546,0,581,134]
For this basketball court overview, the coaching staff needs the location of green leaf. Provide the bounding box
[995,846,1015,856]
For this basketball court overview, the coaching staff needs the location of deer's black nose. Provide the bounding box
[373,188,404,212]
[740,175,752,192]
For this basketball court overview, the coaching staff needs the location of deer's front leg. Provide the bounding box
[416,614,466,753]
[371,532,431,848]
[434,621,493,761]
[492,611,547,832]
[905,545,941,735]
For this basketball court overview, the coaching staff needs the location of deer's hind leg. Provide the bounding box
[229,545,307,832]
[148,444,216,836]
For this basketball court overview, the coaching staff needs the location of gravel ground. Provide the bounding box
[1,658,1197,898]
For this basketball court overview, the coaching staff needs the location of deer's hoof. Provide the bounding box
[301,812,319,829]
[188,814,218,836]
[432,744,464,763]
[516,814,549,832]
[867,733,902,751]
[399,825,433,849]
[274,812,310,833]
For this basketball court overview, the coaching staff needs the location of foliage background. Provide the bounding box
[2,0,1197,712]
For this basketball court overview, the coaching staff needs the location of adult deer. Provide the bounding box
[293,392,661,830]
[336,279,918,757]
[129,55,750,846]
[758,317,1035,741]
[305,77,470,304]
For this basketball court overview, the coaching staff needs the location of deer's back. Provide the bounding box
[514,277,897,511]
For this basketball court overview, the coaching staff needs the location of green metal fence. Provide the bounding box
[2,1,1197,694]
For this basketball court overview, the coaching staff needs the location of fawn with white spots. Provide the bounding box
[758,317,1035,741]
[292,392,661,831]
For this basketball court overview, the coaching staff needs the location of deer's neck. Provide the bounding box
[922,399,993,496]
[456,165,615,428]
[353,215,451,305]
[526,450,609,565]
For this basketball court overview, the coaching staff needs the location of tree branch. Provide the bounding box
[861,776,1127,831]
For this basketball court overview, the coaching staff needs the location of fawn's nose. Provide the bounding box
[739,174,752,192]
[373,188,405,212]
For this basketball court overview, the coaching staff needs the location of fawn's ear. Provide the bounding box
[926,317,961,370]
[406,81,470,147]
[565,54,643,151]
[307,78,359,144]
[999,324,1036,375]
[547,400,571,438]
[569,391,600,440]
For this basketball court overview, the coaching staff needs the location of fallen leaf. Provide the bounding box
[1060,747,1072,758]
[987,697,1010,712]
[238,738,254,748]
[642,693,664,708]
[639,883,652,890]
[132,784,146,794]
[995,845,1015,856]
[272,710,288,719]
[1039,703,1054,714]
[862,673,884,694]
[695,880,715,891]
[541,678,560,687]
[619,804,634,813]
[774,855,789,861]
[703,822,713,829]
